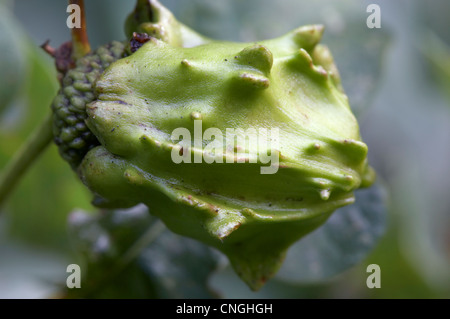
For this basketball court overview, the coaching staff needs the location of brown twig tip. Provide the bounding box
[41,40,56,57]
[54,42,76,76]
[69,0,91,59]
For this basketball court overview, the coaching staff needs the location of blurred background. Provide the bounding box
[0,0,449,298]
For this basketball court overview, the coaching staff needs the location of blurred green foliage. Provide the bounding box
[0,1,92,251]
[64,205,223,298]
[0,1,27,114]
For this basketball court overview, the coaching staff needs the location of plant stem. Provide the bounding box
[69,0,91,59]
[0,114,53,209]
[119,219,166,268]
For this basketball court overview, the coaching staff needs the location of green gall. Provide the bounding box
[53,0,376,290]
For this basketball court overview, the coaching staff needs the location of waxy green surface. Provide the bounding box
[78,0,374,290]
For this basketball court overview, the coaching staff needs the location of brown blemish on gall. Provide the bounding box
[130,32,152,53]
